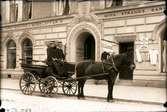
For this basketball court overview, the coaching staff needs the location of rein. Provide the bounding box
[102,55,118,72]
[110,55,118,72]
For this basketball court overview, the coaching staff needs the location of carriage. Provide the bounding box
[19,51,135,101]
[19,59,77,96]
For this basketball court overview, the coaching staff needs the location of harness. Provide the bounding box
[101,56,118,73]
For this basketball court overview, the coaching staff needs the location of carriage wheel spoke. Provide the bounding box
[19,72,36,95]
[62,81,77,96]
[39,76,58,96]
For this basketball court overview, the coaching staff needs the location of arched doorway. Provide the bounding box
[67,22,101,62]
[76,32,95,61]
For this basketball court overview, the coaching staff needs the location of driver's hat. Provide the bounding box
[46,41,57,47]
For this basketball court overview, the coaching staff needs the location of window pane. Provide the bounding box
[7,40,16,69]
[22,38,33,64]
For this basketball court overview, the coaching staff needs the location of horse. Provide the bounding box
[76,51,135,102]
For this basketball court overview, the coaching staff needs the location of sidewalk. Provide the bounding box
[0,78,166,105]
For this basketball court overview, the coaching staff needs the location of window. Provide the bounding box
[7,40,16,69]
[55,0,70,15]
[22,38,33,64]
[10,0,18,22]
[23,0,32,20]
[112,0,123,7]
[105,0,113,8]
[63,0,70,15]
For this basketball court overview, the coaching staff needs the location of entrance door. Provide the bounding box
[84,36,95,60]
[119,42,134,80]
[76,32,95,61]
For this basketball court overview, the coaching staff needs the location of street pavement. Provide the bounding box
[1,89,166,112]
[0,78,166,105]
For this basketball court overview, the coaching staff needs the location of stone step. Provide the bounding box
[133,75,166,81]
[134,70,166,75]
[116,79,166,88]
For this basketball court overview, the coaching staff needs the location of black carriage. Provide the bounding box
[19,59,77,96]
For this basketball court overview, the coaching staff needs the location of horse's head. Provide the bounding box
[126,50,136,71]
[107,51,135,72]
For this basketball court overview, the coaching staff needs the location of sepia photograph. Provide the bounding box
[0,0,167,111]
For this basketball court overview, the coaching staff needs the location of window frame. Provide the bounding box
[6,40,16,69]
[22,38,33,64]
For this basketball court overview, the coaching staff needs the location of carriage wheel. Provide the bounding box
[39,76,58,97]
[62,80,77,96]
[19,72,36,95]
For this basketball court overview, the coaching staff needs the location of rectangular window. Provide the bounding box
[112,0,123,7]
[10,0,18,22]
[7,40,16,69]
[23,0,32,20]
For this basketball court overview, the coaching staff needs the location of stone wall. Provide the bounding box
[0,1,166,87]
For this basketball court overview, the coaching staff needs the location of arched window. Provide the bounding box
[7,40,16,69]
[22,38,33,64]
[10,0,18,22]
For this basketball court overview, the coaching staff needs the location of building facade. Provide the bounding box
[0,0,166,87]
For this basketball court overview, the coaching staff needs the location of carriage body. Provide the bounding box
[19,59,77,96]
[21,63,48,78]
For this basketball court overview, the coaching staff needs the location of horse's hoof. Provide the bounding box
[81,97,85,100]
[107,99,114,102]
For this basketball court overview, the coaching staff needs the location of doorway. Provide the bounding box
[76,32,95,61]
[119,42,134,80]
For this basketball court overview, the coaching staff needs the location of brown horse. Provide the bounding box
[76,51,135,102]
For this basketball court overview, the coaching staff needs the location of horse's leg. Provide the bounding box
[109,72,118,101]
[81,80,86,98]
[107,80,111,102]
[77,80,81,98]
[110,82,114,101]
[107,79,113,102]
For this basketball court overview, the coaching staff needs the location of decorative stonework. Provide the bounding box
[18,30,35,46]
[2,32,17,49]
[66,14,102,62]
[67,21,102,62]
[67,14,102,32]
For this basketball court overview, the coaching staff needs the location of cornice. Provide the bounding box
[1,14,74,31]
[94,1,165,19]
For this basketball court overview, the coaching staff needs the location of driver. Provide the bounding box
[46,41,59,75]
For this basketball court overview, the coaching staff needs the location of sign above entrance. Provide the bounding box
[97,3,165,18]
[115,34,136,43]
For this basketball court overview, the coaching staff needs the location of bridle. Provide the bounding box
[108,55,118,72]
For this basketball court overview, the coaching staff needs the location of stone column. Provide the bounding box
[99,0,105,9]
[58,0,64,15]
[17,0,23,21]
[69,0,78,14]
[1,1,10,23]
[52,0,57,16]
[162,41,166,72]
[105,0,113,8]
[78,0,91,15]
